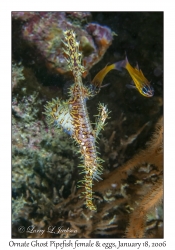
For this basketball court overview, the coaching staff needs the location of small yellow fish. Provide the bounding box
[91,63,115,94]
[115,56,154,97]
[91,56,154,97]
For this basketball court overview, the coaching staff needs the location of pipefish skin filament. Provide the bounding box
[44,30,109,211]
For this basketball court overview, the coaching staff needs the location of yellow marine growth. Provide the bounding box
[44,30,109,211]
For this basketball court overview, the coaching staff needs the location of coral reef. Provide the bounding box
[12,62,25,90]
[12,116,163,238]
[12,12,113,75]
[12,12,163,238]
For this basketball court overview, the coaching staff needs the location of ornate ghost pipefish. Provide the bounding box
[44,30,109,211]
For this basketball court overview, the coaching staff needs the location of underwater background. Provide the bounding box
[12,12,163,238]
